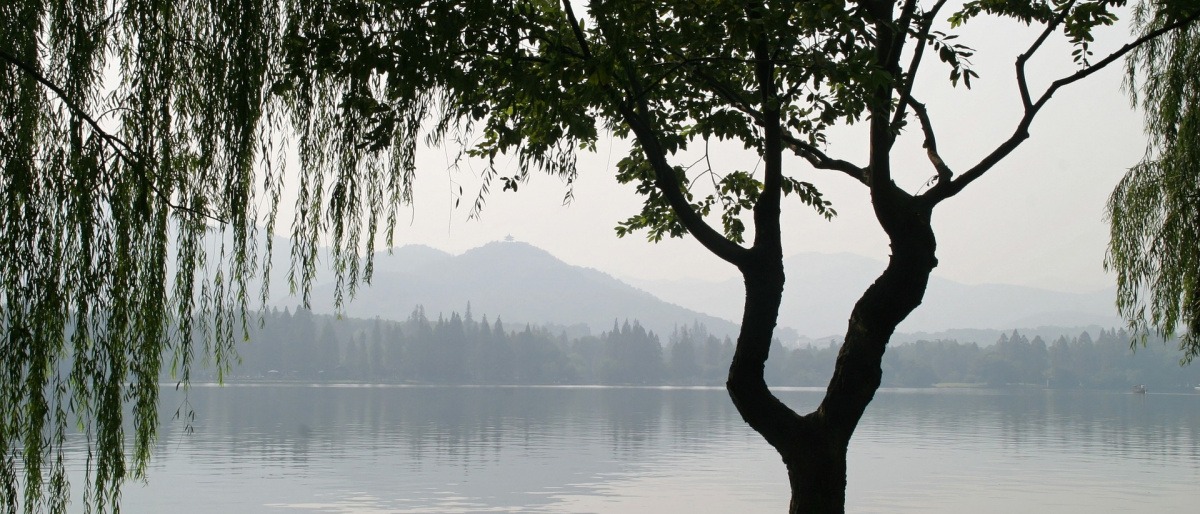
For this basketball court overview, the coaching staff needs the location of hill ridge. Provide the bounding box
[295,239,741,339]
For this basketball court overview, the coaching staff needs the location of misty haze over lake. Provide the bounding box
[53,385,1200,513]
[286,240,1123,343]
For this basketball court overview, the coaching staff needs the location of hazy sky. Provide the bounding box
[317,13,1149,295]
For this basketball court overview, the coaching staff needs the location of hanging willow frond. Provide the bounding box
[0,1,408,511]
[1109,0,1200,361]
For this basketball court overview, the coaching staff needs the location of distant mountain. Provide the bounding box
[275,240,1122,344]
[629,252,1123,341]
[293,241,741,339]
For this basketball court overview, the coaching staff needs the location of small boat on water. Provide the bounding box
[1133,385,1147,394]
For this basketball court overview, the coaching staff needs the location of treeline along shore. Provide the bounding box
[215,307,1199,390]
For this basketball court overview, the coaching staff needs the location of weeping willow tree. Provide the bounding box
[5,0,1200,513]
[0,1,395,512]
[1109,0,1200,361]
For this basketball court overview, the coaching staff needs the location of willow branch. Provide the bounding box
[1,47,138,165]
[0,47,226,224]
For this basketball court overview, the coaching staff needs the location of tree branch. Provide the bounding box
[749,0,782,253]
[584,5,749,266]
[660,46,867,183]
[891,0,949,130]
[922,7,1200,204]
[892,0,922,71]
[561,0,593,60]
[781,134,868,183]
[0,47,226,224]
[661,45,763,119]
[905,95,953,183]
[617,103,751,266]
[866,0,900,185]
[1017,0,1077,110]
[1,47,138,165]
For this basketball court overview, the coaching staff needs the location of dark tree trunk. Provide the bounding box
[728,191,936,514]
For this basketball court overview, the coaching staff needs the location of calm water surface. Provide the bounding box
[90,386,1200,513]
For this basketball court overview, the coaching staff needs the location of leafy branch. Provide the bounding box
[0,47,226,224]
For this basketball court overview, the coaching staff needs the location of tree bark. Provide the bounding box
[727,190,936,514]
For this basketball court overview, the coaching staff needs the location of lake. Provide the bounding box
[70,385,1200,513]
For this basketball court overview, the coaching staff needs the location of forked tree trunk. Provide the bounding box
[728,198,937,514]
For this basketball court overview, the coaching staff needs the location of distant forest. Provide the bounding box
[221,307,1200,390]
